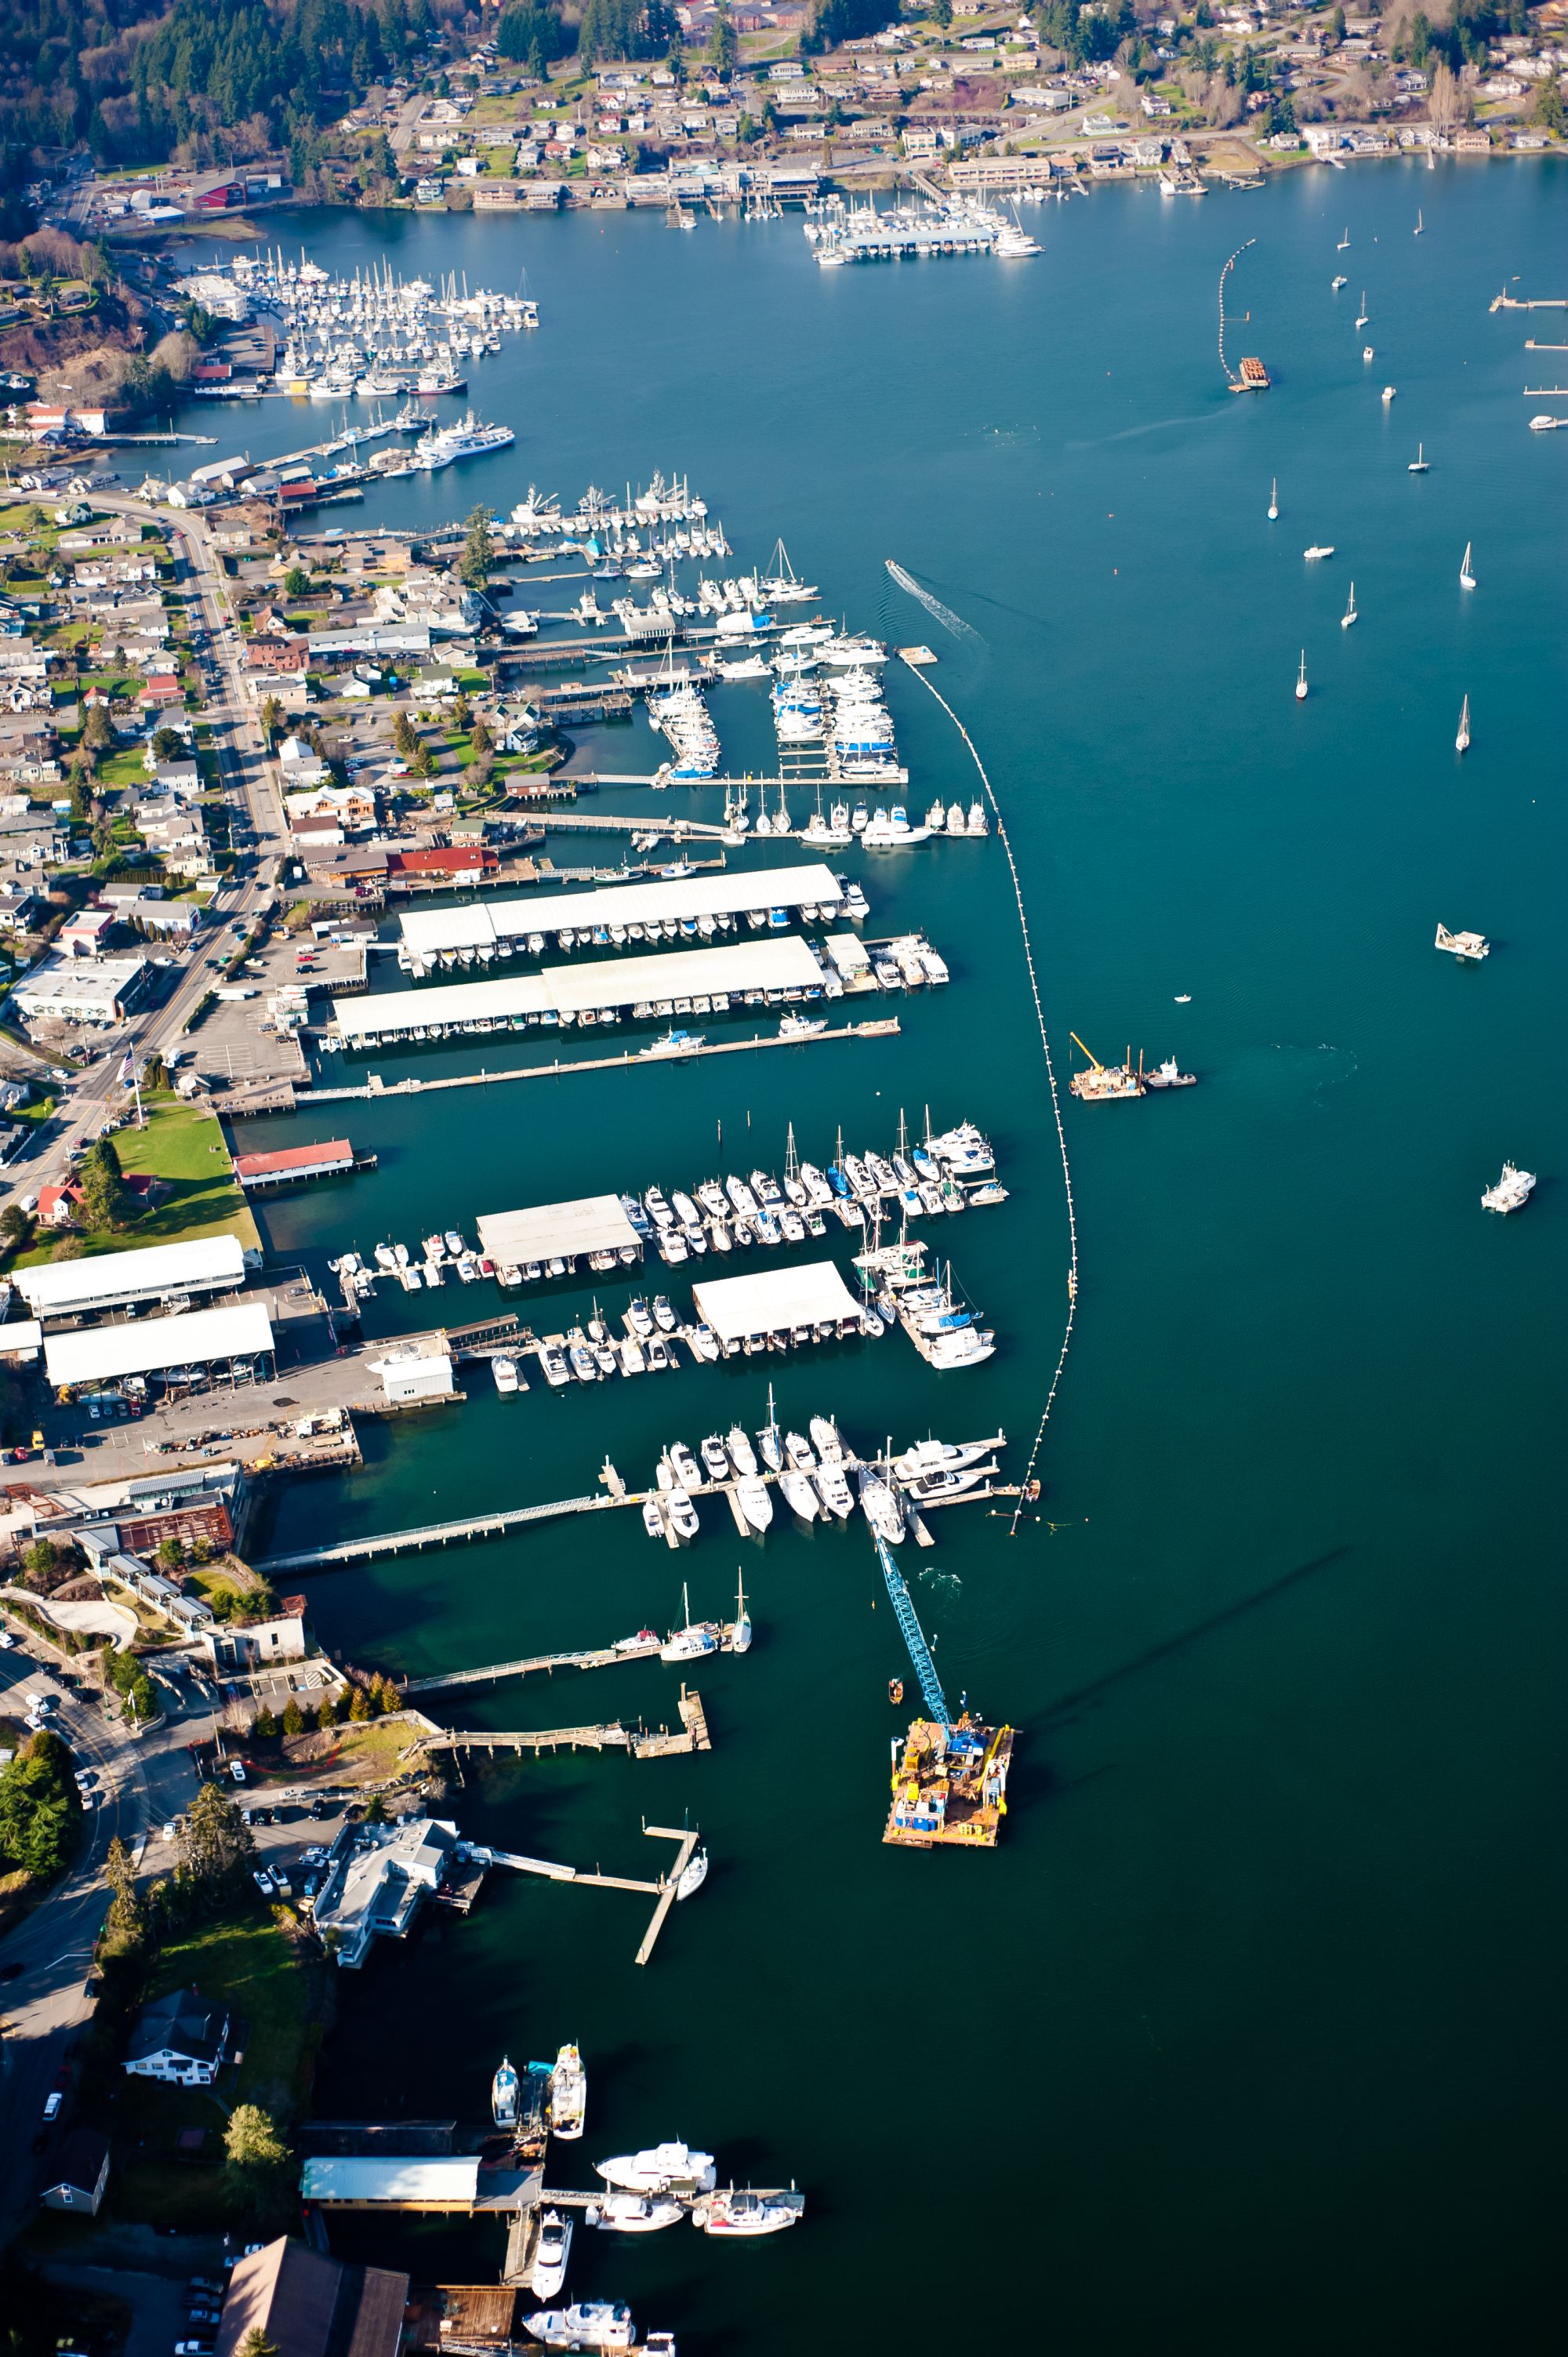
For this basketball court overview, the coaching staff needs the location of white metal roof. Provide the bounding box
[399,863,844,959]
[692,1258,861,1343]
[16,1233,249,1317]
[476,1193,640,1266]
[332,935,825,1042]
[300,2155,481,2205]
[0,1320,42,1359]
[44,1301,275,1388]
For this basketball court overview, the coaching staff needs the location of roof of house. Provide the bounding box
[126,1985,228,2067]
[42,2126,110,2197]
[216,2235,408,2357]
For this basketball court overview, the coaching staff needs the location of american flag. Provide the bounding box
[118,1049,136,1088]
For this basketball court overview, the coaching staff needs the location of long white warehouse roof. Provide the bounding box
[692,1259,862,1343]
[476,1194,640,1266]
[332,935,826,1044]
[300,2155,481,2206]
[16,1233,249,1320]
[401,863,844,958]
[45,1301,275,1388]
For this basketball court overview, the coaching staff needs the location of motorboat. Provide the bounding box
[891,1436,1002,1485]
[492,2057,521,2130]
[700,1433,731,1480]
[692,2186,805,2237]
[725,1425,759,1477]
[778,1469,819,1520]
[493,1356,521,1396]
[588,2195,684,2233]
[815,1464,855,1520]
[551,2043,586,2141]
[532,2210,572,2301]
[734,1478,773,1533]
[595,2143,717,2194]
[668,1442,702,1491]
[665,1491,699,1542]
[809,1414,845,1462]
[641,1497,665,1539]
[523,2303,635,2350]
[858,1469,906,1545]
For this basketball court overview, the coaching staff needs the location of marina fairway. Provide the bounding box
[228,164,1566,2355]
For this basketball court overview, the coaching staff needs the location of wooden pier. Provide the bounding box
[299,1016,902,1107]
[478,1823,701,1965]
[424,1683,711,1762]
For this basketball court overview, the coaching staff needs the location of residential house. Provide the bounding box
[39,2129,111,2216]
[124,1987,230,2085]
[278,735,331,790]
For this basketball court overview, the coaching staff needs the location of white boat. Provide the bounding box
[1267,476,1278,521]
[668,1442,702,1491]
[532,2210,572,2302]
[492,2057,521,2130]
[731,1578,752,1654]
[1408,443,1430,473]
[524,2304,635,2350]
[777,1469,819,1520]
[1381,384,1396,404]
[734,1479,773,1533]
[1295,651,1308,702]
[1459,540,1477,590]
[858,1469,905,1545]
[1355,292,1368,325]
[693,2186,805,2237]
[493,1356,521,1395]
[1303,544,1334,562]
[675,1844,709,1901]
[589,2194,684,2233]
[411,409,515,470]
[641,1497,664,1540]
[809,1414,845,1462]
[1341,583,1358,629]
[1481,1161,1535,1214]
[1455,694,1471,754]
[596,2142,717,2194]
[1434,924,1489,961]
[551,2043,586,2141]
[892,1436,1002,1485]
[666,1491,699,1542]
[815,1464,855,1520]
[725,1425,759,1477]
[1363,343,1375,362]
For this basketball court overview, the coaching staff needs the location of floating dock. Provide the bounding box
[397,863,845,965]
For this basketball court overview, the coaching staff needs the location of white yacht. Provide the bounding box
[892,1436,1002,1485]
[493,1356,521,1395]
[595,2142,717,2194]
[532,2211,572,2301]
[735,1478,773,1533]
[778,1469,819,1520]
[694,2186,806,2236]
[675,1845,709,1900]
[1303,544,1334,562]
[589,2195,684,2233]
[1481,1162,1536,1214]
[523,2304,635,2350]
[411,410,515,470]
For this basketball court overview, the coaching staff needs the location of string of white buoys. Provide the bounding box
[904,665,1079,1537]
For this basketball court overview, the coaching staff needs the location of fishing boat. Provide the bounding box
[596,2142,717,2194]
[492,2057,521,2130]
[550,2044,586,2141]
[532,2210,572,2301]
[1341,583,1358,629]
[1267,476,1278,521]
[1408,443,1430,473]
[1459,540,1477,590]
[1295,651,1309,703]
[676,1845,709,1900]
[1434,924,1489,961]
[1481,1162,1536,1214]
[1455,694,1471,754]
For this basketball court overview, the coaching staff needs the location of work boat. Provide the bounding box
[532,2210,572,2301]
[596,2142,717,2194]
[492,2057,521,2130]
[550,2043,586,2141]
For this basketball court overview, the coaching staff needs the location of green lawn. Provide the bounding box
[15,1098,259,1262]
[107,1908,323,2232]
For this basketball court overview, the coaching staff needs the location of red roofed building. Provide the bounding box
[387,847,499,884]
[38,1175,165,1229]
[233,1139,355,1191]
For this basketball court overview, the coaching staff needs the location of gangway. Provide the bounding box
[874,1531,949,1728]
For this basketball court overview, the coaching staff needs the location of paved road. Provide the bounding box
[0,1637,213,2245]
[2,495,287,1205]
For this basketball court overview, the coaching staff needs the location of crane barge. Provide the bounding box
[875,1532,1013,1850]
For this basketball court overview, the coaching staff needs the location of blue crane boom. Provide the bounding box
[875,1531,949,1728]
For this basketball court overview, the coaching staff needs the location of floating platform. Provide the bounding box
[885,1714,1014,1850]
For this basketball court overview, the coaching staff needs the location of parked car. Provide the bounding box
[42,2091,61,2121]
[229,1760,246,1785]
[252,1869,274,1898]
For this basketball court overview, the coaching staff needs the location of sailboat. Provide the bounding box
[1408,443,1430,473]
[1459,541,1477,590]
[1267,476,1278,521]
[1294,651,1308,702]
[1355,291,1370,328]
[1455,695,1471,754]
[1341,583,1358,629]
[1337,228,1350,250]
[1415,208,1425,235]
[731,1575,752,1654]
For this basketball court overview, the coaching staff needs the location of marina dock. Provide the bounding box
[425,1686,711,1761]
[473,1824,702,1966]
[303,1016,901,1101]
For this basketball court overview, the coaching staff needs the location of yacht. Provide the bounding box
[411,410,515,470]
[778,1469,819,1520]
[815,1463,855,1520]
[492,2057,521,2130]
[665,1491,699,1542]
[551,2044,586,2141]
[668,1442,702,1490]
[1303,544,1334,561]
[523,2304,635,2351]
[589,2194,684,2233]
[693,2184,806,2236]
[596,2143,717,2194]
[735,1478,773,1533]
[892,1436,1002,1485]
[1481,1161,1536,1214]
[532,2211,572,2302]
[676,1844,709,1899]
[858,1469,906,1545]
[810,1413,846,1462]
[700,1433,730,1481]
[492,1356,521,1395]
[725,1425,759,1477]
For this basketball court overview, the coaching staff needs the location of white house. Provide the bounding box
[124,1988,230,2086]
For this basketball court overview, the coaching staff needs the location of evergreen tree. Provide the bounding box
[393,710,421,761]
[458,505,492,590]
[347,1683,370,1721]
[316,1694,339,1731]
[78,1137,132,1232]
[281,1698,304,1736]
[705,0,737,74]
[180,1778,256,1893]
[254,1702,278,1738]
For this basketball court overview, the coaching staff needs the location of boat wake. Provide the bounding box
[885,558,982,642]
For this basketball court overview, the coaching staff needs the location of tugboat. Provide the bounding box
[1142,1058,1197,1089]
[492,2056,521,2130]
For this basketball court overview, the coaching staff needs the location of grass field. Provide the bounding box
[14,1097,259,1263]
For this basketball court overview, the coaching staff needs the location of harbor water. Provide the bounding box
[196,165,1564,2351]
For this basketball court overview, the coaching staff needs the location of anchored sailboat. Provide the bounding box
[1267,475,1278,521]
[1341,582,1358,628]
[1455,695,1471,754]
[1295,651,1308,701]
[1459,540,1477,590]
[1408,442,1430,473]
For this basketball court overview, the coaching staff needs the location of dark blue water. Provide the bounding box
[189,165,1566,2352]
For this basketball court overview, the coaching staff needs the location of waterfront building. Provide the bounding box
[42,1301,277,1394]
[311,1818,462,1968]
[213,2236,408,2357]
[396,861,844,964]
[10,951,151,1026]
[16,1233,249,1323]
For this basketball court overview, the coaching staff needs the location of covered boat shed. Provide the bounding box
[44,1301,276,1392]
[331,935,828,1049]
[15,1233,249,1324]
[692,1259,863,1346]
[475,1193,641,1269]
[299,2155,541,2214]
[399,862,844,961]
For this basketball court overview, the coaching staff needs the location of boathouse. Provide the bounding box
[397,859,844,961]
[43,1301,277,1393]
[475,1194,641,1270]
[692,1259,863,1346]
[15,1233,249,1323]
